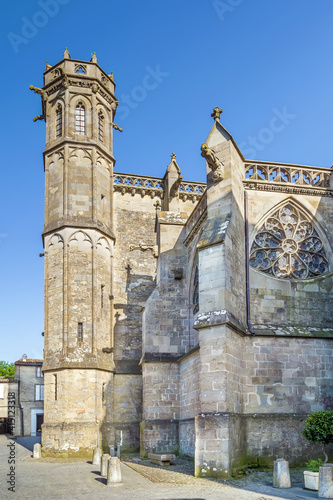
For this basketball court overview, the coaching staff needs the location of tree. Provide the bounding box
[0,361,15,377]
[302,410,333,464]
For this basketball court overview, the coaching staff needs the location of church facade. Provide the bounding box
[31,52,333,477]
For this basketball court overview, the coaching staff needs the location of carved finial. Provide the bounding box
[108,72,114,79]
[211,106,223,122]
[64,47,71,59]
[167,152,181,175]
[45,61,51,70]
[91,52,97,63]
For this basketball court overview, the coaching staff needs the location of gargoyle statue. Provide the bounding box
[112,123,123,132]
[201,143,224,182]
[29,85,46,100]
[33,115,45,122]
[170,174,183,199]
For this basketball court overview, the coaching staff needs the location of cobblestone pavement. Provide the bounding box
[0,435,317,500]
[123,457,316,499]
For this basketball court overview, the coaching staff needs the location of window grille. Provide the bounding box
[75,102,85,135]
[78,322,83,342]
[98,111,104,142]
[56,104,62,137]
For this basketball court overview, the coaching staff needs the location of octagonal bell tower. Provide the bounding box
[31,49,119,456]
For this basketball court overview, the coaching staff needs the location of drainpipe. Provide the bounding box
[244,190,255,336]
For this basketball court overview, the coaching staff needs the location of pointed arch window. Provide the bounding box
[193,264,199,313]
[98,111,104,143]
[56,104,62,137]
[75,102,85,135]
[250,202,329,280]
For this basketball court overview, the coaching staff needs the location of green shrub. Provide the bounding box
[0,361,14,377]
[302,410,333,464]
[305,458,323,472]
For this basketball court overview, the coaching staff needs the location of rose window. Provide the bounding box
[250,203,328,279]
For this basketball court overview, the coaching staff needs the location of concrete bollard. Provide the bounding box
[319,464,333,498]
[273,458,291,488]
[92,447,102,466]
[100,453,110,477]
[106,456,122,485]
[33,443,41,459]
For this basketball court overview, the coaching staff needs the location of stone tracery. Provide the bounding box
[250,203,328,279]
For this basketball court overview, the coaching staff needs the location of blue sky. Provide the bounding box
[1,0,333,362]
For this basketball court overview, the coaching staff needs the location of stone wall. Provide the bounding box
[244,336,333,414]
[44,228,114,361]
[142,362,179,421]
[141,362,179,455]
[43,368,112,456]
[113,374,142,451]
[113,192,158,365]
[245,413,333,465]
[179,350,200,456]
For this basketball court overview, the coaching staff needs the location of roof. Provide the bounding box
[15,358,43,365]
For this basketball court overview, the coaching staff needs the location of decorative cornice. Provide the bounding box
[45,82,63,96]
[243,179,333,197]
[42,221,115,241]
[43,141,115,164]
[114,184,164,199]
[44,77,115,106]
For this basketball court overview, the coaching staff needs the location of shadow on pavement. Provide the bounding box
[14,435,41,452]
[94,477,106,485]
